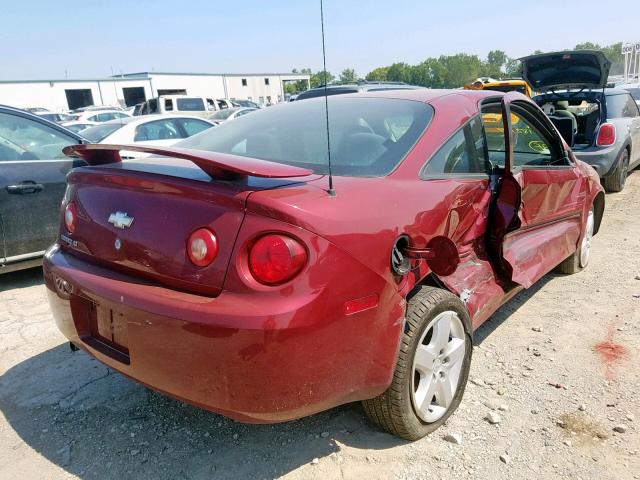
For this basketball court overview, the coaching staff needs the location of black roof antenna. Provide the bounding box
[320,0,336,196]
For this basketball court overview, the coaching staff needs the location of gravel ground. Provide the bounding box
[1,174,639,480]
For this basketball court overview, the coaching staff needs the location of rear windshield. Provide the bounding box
[81,123,122,142]
[178,97,433,177]
[483,84,527,95]
[176,98,205,111]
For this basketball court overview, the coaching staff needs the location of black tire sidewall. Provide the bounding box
[619,149,629,188]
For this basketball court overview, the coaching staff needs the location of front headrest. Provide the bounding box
[542,103,556,115]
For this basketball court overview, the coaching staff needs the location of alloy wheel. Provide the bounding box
[411,310,466,423]
[579,209,595,268]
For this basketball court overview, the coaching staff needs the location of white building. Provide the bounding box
[0,72,310,111]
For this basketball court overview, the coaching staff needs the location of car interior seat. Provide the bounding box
[581,109,601,145]
[552,101,577,134]
[549,117,575,147]
[135,126,150,141]
[157,127,173,140]
[336,132,386,167]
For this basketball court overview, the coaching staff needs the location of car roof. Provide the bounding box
[80,109,128,115]
[483,79,529,86]
[604,87,634,96]
[101,114,213,126]
[328,88,500,104]
[0,104,85,140]
[61,121,96,126]
[0,104,42,115]
[156,95,204,99]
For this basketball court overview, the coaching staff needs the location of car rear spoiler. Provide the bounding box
[63,144,314,179]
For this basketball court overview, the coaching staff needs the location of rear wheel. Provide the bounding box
[362,286,472,440]
[557,206,594,274]
[602,149,629,193]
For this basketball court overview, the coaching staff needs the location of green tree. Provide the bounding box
[575,42,600,50]
[386,63,413,83]
[287,68,314,93]
[362,40,626,89]
[292,68,335,89]
[310,70,335,88]
[365,66,389,81]
[339,68,358,83]
[438,54,485,87]
[486,49,508,77]
[503,57,521,77]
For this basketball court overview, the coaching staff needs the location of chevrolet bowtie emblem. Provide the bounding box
[108,211,134,229]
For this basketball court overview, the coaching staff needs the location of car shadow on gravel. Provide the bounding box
[0,270,562,478]
[0,266,44,292]
[0,343,405,479]
[474,271,559,344]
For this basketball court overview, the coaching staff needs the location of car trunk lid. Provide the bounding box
[61,144,315,296]
[520,50,611,92]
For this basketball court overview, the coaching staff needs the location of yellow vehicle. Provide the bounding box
[464,79,533,97]
[465,79,534,135]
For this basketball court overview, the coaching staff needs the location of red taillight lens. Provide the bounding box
[249,234,307,285]
[64,202,77,233]
[187,228,218,267]
[596,123,616,146]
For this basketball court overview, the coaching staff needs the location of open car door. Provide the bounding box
[486,91,583,288]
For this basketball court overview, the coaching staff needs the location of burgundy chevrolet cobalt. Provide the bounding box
[44,89,604,440]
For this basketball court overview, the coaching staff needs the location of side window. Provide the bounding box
[607,94,639,118]
[421,116,487,177]
[177,118,212,137]
[134,119,181,141]
[164,99,173,111]
[0,112,77,161]
[481,103,565,168]
[176,98,205,111]
[87,114,100,122]
[623,95,639,118]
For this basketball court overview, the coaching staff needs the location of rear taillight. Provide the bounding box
[187,228,218,267]
[64,202,77,233]
[249,234,307,285]
[596,123,616,146]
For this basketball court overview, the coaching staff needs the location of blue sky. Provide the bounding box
[0,0,637,80]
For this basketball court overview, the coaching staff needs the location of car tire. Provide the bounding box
[362,286,472,440]
[556,206,595,275]
[602,149,629,193]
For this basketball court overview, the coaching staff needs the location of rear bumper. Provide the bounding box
[574,145,619,177]
[43,245,404,423]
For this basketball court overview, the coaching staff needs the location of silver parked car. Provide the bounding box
[522,50,640,192]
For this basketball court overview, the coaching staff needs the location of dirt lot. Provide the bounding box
[1,175,639,480]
